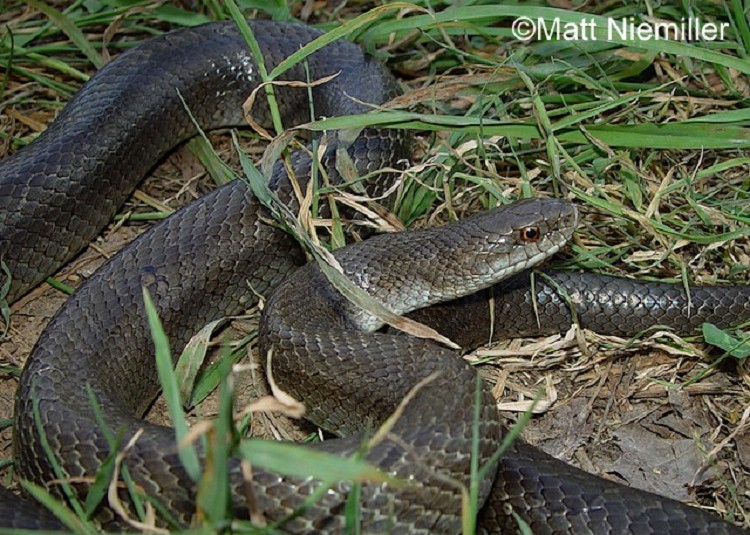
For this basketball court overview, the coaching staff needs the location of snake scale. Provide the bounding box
[0,19,749,533]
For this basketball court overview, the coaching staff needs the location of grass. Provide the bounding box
[0,0,748,531]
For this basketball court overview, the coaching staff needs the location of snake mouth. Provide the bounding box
[558,203,580,239]
[483,237,566,288]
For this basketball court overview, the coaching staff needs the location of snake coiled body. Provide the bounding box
[0,19,748,533]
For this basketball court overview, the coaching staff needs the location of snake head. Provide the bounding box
[333,197,578,320]
[431,198,579,300]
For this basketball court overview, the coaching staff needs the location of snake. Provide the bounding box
[0,19,748,533]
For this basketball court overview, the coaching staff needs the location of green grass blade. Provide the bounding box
[268,3,416,80]
[186,137,235,186]
[20,481,93,533]
[363,7,750,75]
[196,354,234,526]
[175,317,230,408]
[24,0,105,69]
[238,441,401,487]
[28,380,89,527]
[703,323,750,359]
[141,288,201,481]
[189,332,253,409]
[305,111,750,149]
[225,0,283,133]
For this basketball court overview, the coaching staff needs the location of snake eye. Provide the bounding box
[520,226,540,242]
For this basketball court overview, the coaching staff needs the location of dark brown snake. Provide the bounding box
[0,20,748,533]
